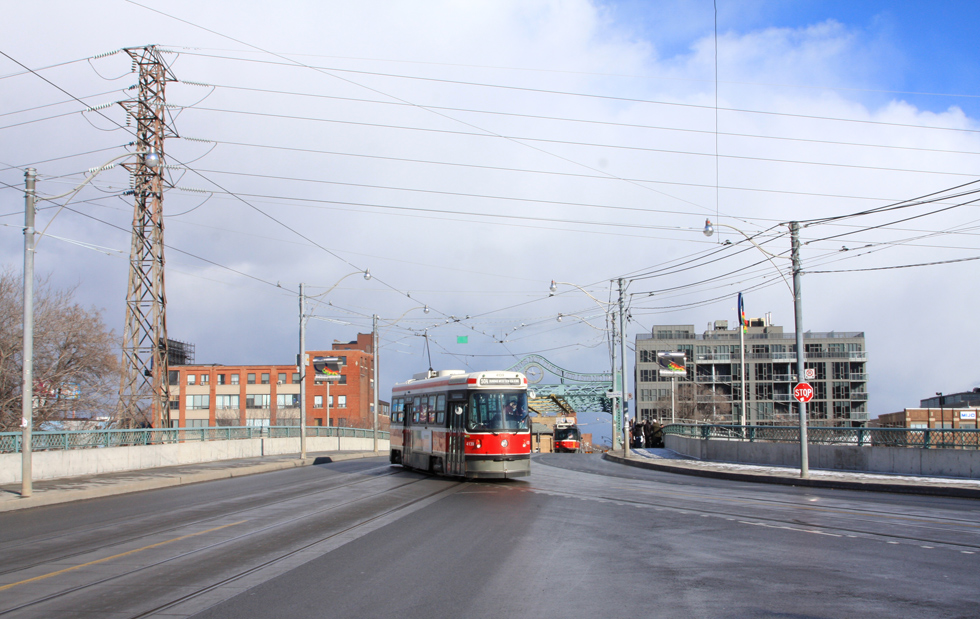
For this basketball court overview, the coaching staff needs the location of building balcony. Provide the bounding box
[694,374,734,383]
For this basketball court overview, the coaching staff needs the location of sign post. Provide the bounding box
[313,357,344,441]
[658,352,687,424]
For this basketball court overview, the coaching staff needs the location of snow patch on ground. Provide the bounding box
[630,448,980,487]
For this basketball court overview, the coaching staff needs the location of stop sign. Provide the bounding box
[793,382,814,403]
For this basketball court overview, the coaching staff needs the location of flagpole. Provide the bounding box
[738,293,747,428]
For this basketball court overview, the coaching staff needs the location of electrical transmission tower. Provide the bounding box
[119,46,175,428]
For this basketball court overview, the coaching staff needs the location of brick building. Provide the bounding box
[167,334,379,429]
[872,407,979,429]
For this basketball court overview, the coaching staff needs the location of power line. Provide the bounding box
[159,45,980,102]
[162,49,980,137]
[807,254,980,274]
[180,104,980,179]
[194,82,980,159]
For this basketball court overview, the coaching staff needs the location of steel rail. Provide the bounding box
[0,463,397,576]
[0,472,457,616]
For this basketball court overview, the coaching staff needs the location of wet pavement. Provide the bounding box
[607,447,980,498]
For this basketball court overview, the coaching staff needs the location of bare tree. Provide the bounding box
[654,382,733,423]
[0,268,120,431]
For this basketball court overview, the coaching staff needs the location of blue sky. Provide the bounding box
[605,0,980,116]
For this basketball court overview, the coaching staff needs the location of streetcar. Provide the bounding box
[389,369,531,479]
[553,418,581,453]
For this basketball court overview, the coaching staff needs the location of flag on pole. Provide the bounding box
[738,292,747,333]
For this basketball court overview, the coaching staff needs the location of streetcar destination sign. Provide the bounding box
[793,382,814,403]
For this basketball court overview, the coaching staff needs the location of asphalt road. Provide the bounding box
[1,454,978,618]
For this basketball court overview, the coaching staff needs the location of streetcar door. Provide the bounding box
[402,402,413,465]
[446,399,466,477]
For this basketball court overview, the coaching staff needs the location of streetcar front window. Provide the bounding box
[467,391,528,432]
[555,427,581,441]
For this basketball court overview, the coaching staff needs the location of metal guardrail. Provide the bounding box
[0,426,390,454]
[663,423,980,449]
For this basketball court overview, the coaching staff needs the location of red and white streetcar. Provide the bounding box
[389,369,531,479]
[553,417,582,453]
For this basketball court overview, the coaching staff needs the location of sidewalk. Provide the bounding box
[604,448,980,499]
[0,451,384,513]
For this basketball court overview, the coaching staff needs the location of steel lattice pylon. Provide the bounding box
[507,355,613,417]
[119,46,174,428]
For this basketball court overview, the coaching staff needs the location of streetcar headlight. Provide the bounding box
[476,440,482,449]
[501,439,509,447]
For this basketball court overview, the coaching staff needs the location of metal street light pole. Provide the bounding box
[299,283,307,460]
[21,168,36,498]
[704,219,809,479]
[617,278,629,458]
[373,313,379,456]
[299,269,372,458]
[549,280,620,450]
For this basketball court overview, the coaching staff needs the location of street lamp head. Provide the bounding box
[363,269,372,281]
[549,280,558,296]
[703,218,714,237]
[144,151,161,168]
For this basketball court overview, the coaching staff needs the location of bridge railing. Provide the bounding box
[663,423,980,449]
[0,426,390,454]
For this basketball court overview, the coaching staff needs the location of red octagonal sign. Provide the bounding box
[793,382,814,403]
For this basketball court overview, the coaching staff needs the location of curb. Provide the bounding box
[0,452,381,513]
[602,452,980,500]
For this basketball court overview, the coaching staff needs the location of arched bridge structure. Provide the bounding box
[506,355,612,417]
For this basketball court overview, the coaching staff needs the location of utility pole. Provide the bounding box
[21,168,36,498]
[618,278,629,457]
[119,46,173,428]
[791,221,809,478]
[299,283,307,460]
[373,314,379,456]
[609,311,621,451]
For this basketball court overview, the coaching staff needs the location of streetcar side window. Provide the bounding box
[393,398,403,424]
[413,396,422,423]
[403,402,412,425]
[436,394,446,425]
[427,395,437,424]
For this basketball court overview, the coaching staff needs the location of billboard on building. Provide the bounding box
[312,356,344,383]
[657,352,687,377]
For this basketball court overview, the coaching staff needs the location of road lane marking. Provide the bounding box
[0,520,247,592]
[616,485,980,529]
[739,520,842,537]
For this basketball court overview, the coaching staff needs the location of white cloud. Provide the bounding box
[1,1,976,420]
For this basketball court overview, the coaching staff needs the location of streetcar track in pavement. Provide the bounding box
[0,461,393,553]
[0,463,398,579]
[529,462,980,551]
[534,455,980,527]
[0,473,463,617]
[128,478,468,619]
[527,483,980,551]
[0,463,390,556]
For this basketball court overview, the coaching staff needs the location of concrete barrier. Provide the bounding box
[666,434,980,479]
[0,436,390,484]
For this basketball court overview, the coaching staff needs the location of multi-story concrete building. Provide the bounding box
[167,334,378,429]
[634,319,868,427]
